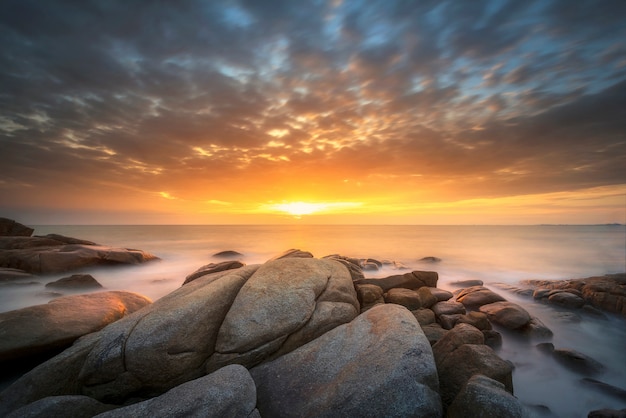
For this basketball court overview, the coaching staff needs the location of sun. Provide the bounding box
[261,201,364,218]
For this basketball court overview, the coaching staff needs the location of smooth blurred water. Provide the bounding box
[1,224,625,416]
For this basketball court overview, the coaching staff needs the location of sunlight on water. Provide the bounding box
[1,224,625,416]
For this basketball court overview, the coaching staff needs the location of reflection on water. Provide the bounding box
[1,224,625,416]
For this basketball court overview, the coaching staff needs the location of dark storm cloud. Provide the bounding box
[0,0,624,212]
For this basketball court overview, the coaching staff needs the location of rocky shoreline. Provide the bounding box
[1,218,625,417]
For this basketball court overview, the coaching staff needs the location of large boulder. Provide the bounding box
[250,304,442,417]
[548,291,586,309]
[0,243,159,274]
[447,374,526,418]
[0,258,359,409]
[354,270,438,292]
[267,248,314,261]
[0,291,151,364]
[95,365,257,418]
[323,255,364,281]
[384,287,421,310]
[0,218,33,237]
[206,258,359,371]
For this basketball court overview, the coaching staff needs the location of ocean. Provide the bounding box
[2,224,625,417]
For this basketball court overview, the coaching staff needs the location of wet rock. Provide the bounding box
[412,308,436,325]
[548,291,586,309]
[96,365,257,418]
[354,270,438,292]
[537,343,605,375]
[212,250,244,258]
[183,261,245,285]
[429,287,453,302]
[458,311,492,331]
[432,300,466,317]
[479,301,531,329]
[0,291,151,365]
[450,279,483,287]
[521,317,553,339]
[250,304,442,418]
[419,256,442,263]
[267,248,314,261]
[0,243,158,274]
[533,288,551,300]
[447,374,526,418]
[0,218,33,237]
[0,268,34,281]
[587,408,626,418]
[6,395,114,418]
[552,311,582,322]
[323,255,364,280]
[581,378,626,402]
[456,286,506,308]
[384,288,421,310]
[355,283,384,312]
[45,274,103,290]
[482,329,503,349]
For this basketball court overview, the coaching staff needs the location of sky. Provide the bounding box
[1,0,625,225]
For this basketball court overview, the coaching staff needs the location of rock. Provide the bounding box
[212,250,244,258]
[521,317,553,339]
[207,258,359,371]
[267,248,314,261]
[323,255,364,280]
[0,236,65,250]
[422,323,448,345]
[482,330,503,349]
[95,365,257,418]
[457,311,492,331]
[355,283,384,311]
[450,279,483,287]
[419,256,441,263]
[533,288,551,300]
[182,261,245,285]
[524,274,626,316]
[436,343,514,406]
[432,300,466,317]
[36,234,97,245]
[416,286,438,308]
[0,291,151,365]
[384,288,421,310]
[429,287,453,302]
[0,218,33,237]
[0,268,34,281]
[537,343,605,375]
[0,243,159,274]
[412,308,436,325]
[548,291,586,309]
[456,286,506,308]
[45,274,103,290]
[581,378,626,402]
[552,311,582,322]
[447,374,526,418]
[250,304,442,418]
[588,408,626,418]
[432,323,485,365]
[438,314,462,330]
[354,270,438,292]
[479,301,531,329]
[6,395,114,418]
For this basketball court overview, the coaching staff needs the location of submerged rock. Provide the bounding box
[250,304,442,418]
[537,343,605,375]
[45,274,103,290]
[212,250,244,258]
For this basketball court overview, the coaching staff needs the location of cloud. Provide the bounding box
[0,0,624,223]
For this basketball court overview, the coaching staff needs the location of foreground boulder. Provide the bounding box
[0,258,359,411]
[0,291,151,364]
[251,304,442,417]
[6,395,114,418]
[95,365,257,418]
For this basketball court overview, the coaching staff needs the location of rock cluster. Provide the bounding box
[0,248,529,417]
[523,274,626,316]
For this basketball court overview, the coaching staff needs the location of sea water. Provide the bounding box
[1,224,625,416]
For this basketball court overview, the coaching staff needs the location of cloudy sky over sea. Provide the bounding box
[1,0,624,224]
